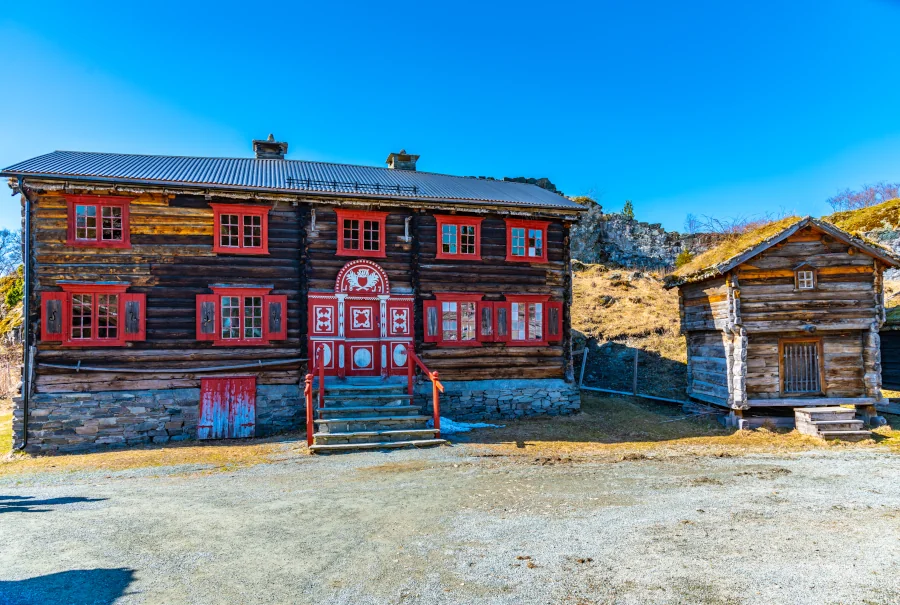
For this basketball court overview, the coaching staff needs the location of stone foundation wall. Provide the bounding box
[415,378,580,421]
[13,384,302,454]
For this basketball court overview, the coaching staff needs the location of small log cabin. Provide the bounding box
[666,216,899,424]
[2,138,585,453]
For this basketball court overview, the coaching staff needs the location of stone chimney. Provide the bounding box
[385,149,419,171]
[252,134,288,160]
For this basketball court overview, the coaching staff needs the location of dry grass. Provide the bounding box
[825,198,900,233]
[460,394,900,459]
[0,433,306,478]
[0,410,10,456]
[670,216,802,283]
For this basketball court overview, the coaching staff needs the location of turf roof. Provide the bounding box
[824,198,900,233]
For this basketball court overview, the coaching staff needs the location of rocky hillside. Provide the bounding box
[571,202,721,269]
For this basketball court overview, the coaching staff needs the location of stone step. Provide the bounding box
[314,416,430,433]
[819,430,873,442]
[313,428,439,445]
[317,405,421,418]
[323,392,412,402]
[315,383,408,394]
[309,438,447,453]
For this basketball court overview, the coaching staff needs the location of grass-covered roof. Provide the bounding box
[824,198,900,233]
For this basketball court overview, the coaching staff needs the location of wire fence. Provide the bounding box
[0,346,21,400]
[576,339,689,404]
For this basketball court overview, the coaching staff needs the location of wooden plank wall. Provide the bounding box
[680,278,729,332]
[736,229,877,332]
[746,331,864,399]
[30,193,304,394]
[686,331,729,404]
[413,214,569,381]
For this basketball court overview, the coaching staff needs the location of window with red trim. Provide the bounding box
[423,294,483,347]
[335,210,388,258]
[212,204,270,255]
[424,294,563,346]
[435,215,483,260]
[65,195,132,248]
[505,219,550,263]
[41,284,145,346]
[196,287,287,345]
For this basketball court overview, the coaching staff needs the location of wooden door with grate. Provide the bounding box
[781,340,822,395]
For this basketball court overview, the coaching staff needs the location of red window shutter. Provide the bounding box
[476,301,494,342]
[265,295,288,341]
[121,293,147,342]
[494,301,511,343]
[196,294,218,341]
[423,300,440,343]
[546,301,563,343]
[41,292,68,342]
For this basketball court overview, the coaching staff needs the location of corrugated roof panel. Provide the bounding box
[1,151,584,210]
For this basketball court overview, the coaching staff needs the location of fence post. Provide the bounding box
[579,348,589,388]
[632,348,639,395]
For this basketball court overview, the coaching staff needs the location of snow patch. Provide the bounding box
[427,417,504,435]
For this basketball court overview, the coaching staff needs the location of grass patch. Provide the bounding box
[457,394,900,459]
[0,411,11,456]
[825,198,900,233]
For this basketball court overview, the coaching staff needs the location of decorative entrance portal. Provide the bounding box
[308,260,413,377]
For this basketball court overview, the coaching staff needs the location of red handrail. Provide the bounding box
[304,372,314,447]
[405,344,444,437]
[317,345,325,409]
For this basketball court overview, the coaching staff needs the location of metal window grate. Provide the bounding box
[783,341,821,394]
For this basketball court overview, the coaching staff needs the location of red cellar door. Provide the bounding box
[198,376,257,439]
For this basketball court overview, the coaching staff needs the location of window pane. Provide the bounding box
[528,303,543,340]
[797,270,814,289]
[220,214,240,247]
[71,294,93,339]
[528,229,543,258]
[497,307,508,337]
[511,303,526,340]
[75,205,97,240]
[511,227,525,256]
[461,225,476,255]
[244,296,263,339]
[461,302,476,341]
[442,224,458,254]
[480,305,493,337]
[344,219,360,250]
[363,220,380,251]
[97,294,119,340]
[442,301,458,341]
[221,296,241,339]
[101,206,123,241]
[243,215,262,248]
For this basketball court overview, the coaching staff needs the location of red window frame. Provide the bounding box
[41,283,146,346]
[424,293,484,347]
[435,215,484,260]
[195,287,287,346]
[505,295,551,346]
[65,195,132,249]
[211,204,270,255]
[505,219,550,263]
[335,209,388,259]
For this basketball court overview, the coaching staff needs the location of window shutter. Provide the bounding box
[41,292,68,342]
[494,301,511,343]
[265,295,288,340]
[546,301,563,343]
[196,294,218,341]
[122,293,147,341]
[423,300,440,343]
[477,301,494,342]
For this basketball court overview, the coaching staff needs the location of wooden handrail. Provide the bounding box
[405,344,442,437]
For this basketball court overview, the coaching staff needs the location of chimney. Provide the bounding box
[252,134,288,160]
[385,149,419,171]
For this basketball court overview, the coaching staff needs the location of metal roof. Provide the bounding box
[2,150,585,211]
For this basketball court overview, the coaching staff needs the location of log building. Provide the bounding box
[666,216,899,424]
[3,138,585,453]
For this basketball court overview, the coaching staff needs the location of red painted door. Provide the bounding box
[345,300,380,339]
[198,376,257,439]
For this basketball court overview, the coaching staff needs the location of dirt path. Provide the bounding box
[1,444,899,605]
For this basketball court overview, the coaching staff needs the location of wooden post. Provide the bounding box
[632,348,639,395]
[432,371,441,437]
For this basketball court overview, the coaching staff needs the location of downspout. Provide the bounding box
[14,177,31,450]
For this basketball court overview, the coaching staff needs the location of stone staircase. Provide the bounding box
[309,379,447,453]
[794,407,872,442]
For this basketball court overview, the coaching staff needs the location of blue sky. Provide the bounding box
[1,0,899,231]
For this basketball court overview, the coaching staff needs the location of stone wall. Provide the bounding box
[571,203,722,268]
[12,384,302,454]
[415,378,580,421]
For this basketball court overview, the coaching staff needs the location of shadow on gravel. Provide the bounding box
[0,568,135,605]
[0,495,106,514]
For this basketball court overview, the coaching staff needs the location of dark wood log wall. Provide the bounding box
[881,330,900,390]
[30,192,304,394]
[414,213,568,381]
[686,332,729,405]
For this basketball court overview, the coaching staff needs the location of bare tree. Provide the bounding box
[827,182,900,212]
[684,214,701,234]
[690,210,791,236]
[0,229,22,276]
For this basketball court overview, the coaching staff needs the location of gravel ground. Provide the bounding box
[1,445,899,605]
